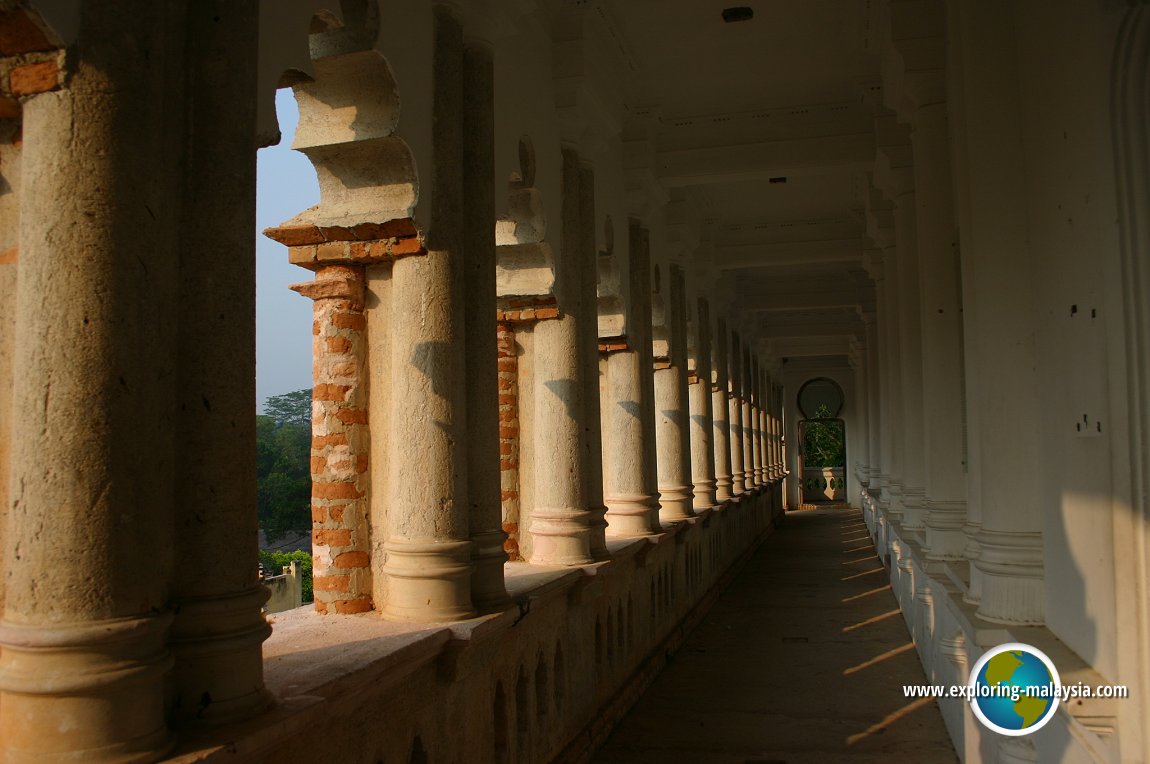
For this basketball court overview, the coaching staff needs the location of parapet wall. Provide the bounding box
[171,485,781,763]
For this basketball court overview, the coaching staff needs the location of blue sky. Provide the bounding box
[255,89,318,410]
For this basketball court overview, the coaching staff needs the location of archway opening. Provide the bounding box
[796,378,847,505]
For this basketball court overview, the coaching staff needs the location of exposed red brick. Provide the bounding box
[536,307,560,320]
[329,361,358,378]
[314,529,352,547]
[313,481,362,500]
[311,504,327,523]
[313,383,351,401]
[314,575,350,593]
[313,433,348,448]
[389,236,424,257]
[332,312,366,331]
[498,394,515,406]
[336,408,368,425]
[356,454,369,473]
[0,96,18,120]
[329,505,346,522]
[333,598,374,614]
[9,60,57,96]
[499,426,517,438]
[0,246,16,265]
[326,336,352,354]
[0,10,56,55]
[310,456,326,473]
[333,551,370,569]
[313,600,329,614]
[499,442,513,456]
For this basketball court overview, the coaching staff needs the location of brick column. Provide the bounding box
[497,323,523,560]
[750,356,764,488]
[292,266,372,614]
[712,318,734,501]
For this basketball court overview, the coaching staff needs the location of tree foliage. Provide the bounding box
[802,404,845,469]
[257,389,313,542]
[259,549,314,603]
[264,388,312,428]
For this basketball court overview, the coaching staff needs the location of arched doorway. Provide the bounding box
[797,377,847,504]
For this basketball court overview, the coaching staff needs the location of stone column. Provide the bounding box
[380,9,474,621]
[292,267,372,615]
[729,331,746,494]
[529,147,600,564]
[169,0,272,725]
[462,38,508,610]
[912,99,968,560]
[0,102,19,621]
[1,4,182,757]
[712,319,734,501]
[741,347,756,490]
[600,222,660,536]
[751,357,764,487]
[578,164,610,558]
[689,298,717,510]
[653,264,695,522]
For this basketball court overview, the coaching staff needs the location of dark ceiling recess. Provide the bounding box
[722,6,754,23]
[769,176,787,184]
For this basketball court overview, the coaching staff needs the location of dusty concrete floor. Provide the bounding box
[592,506,958,764]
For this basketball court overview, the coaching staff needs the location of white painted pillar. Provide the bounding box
[912,99,968,560]
[892,187,928,530]
[950,0,1045,624]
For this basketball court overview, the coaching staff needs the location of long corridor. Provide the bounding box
[593,507,957,764]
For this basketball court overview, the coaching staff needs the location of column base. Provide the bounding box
[972,528,1044,625]
[528,507,596,565]
[901,485,927,529]
[605,495,661,536]
[714,477,734,503]
[169,584,273,725]
[657,485,696,522]
[381,538,476,622]
[691,479,717,511]
[470,529,511,611]
[924,499,967,561]
[0,613,175,762]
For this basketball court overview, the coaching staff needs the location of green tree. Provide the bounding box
[256,388,314,542]
[264,388,312,428]
[802,404,845,468]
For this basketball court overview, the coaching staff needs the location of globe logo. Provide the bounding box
[967,643,1061,736]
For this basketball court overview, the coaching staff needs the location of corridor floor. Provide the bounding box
[592,506,958,764]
